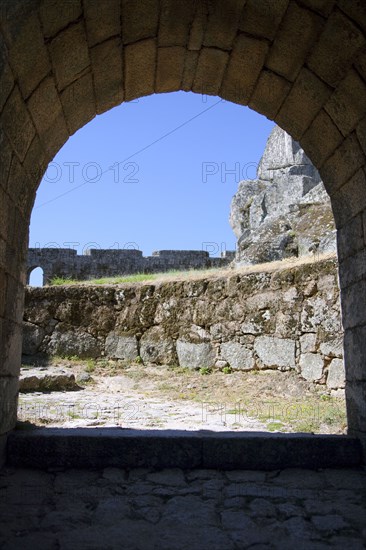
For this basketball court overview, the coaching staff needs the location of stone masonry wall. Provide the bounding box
[27,248,235,284]
[23,257,345,392]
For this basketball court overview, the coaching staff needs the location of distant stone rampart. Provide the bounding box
[27,248,235,284]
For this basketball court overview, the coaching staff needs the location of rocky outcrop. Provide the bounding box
[22,257,345,391]
[230,126,336,265]
[19,368,79,393]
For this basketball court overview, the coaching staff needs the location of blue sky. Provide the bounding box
[30,91,274,261]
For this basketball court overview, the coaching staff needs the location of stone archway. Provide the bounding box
[0,0,366,457]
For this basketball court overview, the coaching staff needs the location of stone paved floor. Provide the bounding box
[0,466,365,549]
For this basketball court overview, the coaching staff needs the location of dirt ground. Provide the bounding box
[18,359,347,434]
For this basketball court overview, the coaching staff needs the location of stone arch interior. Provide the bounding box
[0,0,365,462]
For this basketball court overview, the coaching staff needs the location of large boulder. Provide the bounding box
[230,126,336,265]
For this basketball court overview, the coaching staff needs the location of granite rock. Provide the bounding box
[230,126,336,265]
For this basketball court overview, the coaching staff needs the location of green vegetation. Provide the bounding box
[49,267,223,286]
[49,276,77,286]
[85,359,96,373]
[199,367,212,375]
[222,366,232,374]
[267,421,285,432]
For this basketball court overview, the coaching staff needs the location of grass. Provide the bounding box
[50,276,78,286]
[46,252,338,287]
[49,268,222,286]
[267,421,285,432]
[199,367,212,375]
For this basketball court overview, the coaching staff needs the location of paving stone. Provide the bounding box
[93,496,131,525]
[311,514,349,533]
[278,502,306,518]
[225,470,266,483]
[271,468,327,489]
[102,467,127,484]
[323,468,366,489]
[162,495,217,526]
[221,509,257,530]
[249,497,277,517]
[1,533,59,550]
[0,466,366,547]
[185,469,225,481]
[159,525,234,550]
[283,516,318,538]
[146,469,186,486]
[328,536,366,550]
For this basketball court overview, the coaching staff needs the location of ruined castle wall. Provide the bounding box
[23,257,345,392]
[27,249,235,284]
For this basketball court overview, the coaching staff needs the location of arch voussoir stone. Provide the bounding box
[0,0,366,463]
[26,75,69,158]
[124,38,156,101]
[220,34,269,105]
[1,7,51,100]
[265,2,325,82]
[276,67,332,141]
[156,46,186,93]
[1,86,36,162]
[84,0,121,48]
[59,72,96,136]
[320,132,365,196]
[193,47,229,97]
[47,21,90,92]
[90,37,123,114]
[301,109,343,167]
[248,70,291,121]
